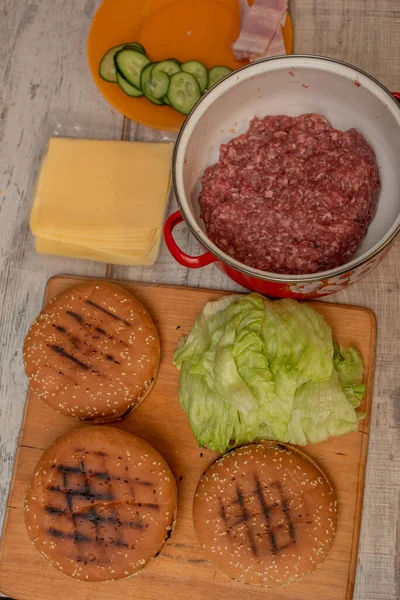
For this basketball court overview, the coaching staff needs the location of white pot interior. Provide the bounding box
[174,56,400,281]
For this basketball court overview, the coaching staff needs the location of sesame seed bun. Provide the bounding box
[24,426,177,581]
[193,442,337,587]
[23,281,160,422]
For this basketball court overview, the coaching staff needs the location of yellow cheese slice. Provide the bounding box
[38,229,160,249]
[30,138,173,236]
[32,228,158,239]
[35,236,160,266]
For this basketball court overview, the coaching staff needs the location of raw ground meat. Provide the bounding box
[199,113,381,274]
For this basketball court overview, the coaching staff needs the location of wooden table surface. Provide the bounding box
[0,1,399,599]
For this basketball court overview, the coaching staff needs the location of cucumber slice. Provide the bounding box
[99,44,125,82]
[114,48,151,89]
[167,72,201,115]
[207,66,233,89]
[116,71,143,97]
[140,64,164,105]
[143,66,170,99]
[163,95,171,106]
[152,60,181,78]
[181,61,208,93]
[125,42,146,54]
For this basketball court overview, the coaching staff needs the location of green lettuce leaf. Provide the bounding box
[174,293,365,453]
[333,342,366,408]
[282,371,360,446]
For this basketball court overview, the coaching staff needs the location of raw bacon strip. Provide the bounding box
[263,13,287,57]
[238,0,251,23]
[233,0,288,61]
[263,26,286,57]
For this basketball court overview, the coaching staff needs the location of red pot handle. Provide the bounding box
[393,92,400,101]
[164,210,218,268]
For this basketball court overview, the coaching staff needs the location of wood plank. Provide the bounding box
[0,0,124,540]
[0,276,376,600]
[291,0,400,91]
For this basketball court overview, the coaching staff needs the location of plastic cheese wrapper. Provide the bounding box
[30,138,173,265]
[174,294,366,453]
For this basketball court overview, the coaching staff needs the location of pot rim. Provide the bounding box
[172,54,400,283]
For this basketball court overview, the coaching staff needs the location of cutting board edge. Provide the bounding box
[345,308,376,600]
[47,272,378,316]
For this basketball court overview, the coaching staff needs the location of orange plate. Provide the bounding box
[88,0,293,132]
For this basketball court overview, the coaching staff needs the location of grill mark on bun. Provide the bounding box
[86,300,131,326]
[254,478,276,553]
[69,336,81,350]
[72,507,143,533]
[91,470,111,481]
[106,354,120,365]
[66,310,85,325]
[47,484,113,502]
[76,555,113,566]
[219,502,232,538]
[44,506,66,516]
[57,464,83,475]
[135,503,159,510]
[52,324,67,334]
[278,482,296,543]
[231,486,257,556]
[49,528,91,543]
[48,345,89,370]
[254,478,296,554]
[95,326,127,345]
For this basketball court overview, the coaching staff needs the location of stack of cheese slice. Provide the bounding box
[30,138,174,265]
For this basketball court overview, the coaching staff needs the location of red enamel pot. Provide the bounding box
[164,56,400,298]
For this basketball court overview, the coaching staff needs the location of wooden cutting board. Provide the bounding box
[0,275,377,600]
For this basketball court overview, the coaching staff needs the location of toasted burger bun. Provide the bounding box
[24,426,177,581]
[23,281,160,422]
[193,442,337,587]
